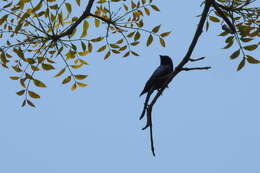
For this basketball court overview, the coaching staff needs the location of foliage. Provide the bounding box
[206,0,259,70]
[0,0,170,107]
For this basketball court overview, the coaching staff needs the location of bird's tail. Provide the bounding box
[139,92,151,120]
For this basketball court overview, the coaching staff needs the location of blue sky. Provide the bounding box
[0,0,260,173]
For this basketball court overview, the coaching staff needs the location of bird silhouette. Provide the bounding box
[139,55,173,123]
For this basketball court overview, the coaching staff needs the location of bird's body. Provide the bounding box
[139,55,173,121]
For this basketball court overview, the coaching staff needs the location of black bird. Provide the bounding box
[140,55,173,121]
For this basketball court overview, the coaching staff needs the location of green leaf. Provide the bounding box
[151,5,160,11]
[104,51,111,60]
[246,55,260,64]
[131,51,139,56]
[237,58,245,71]
[230,49,240,60]
[223,40,233,49]
[81,41,86,51]
[134,31,141,41]
[65,3,72,15]
[81,20,89,38]
[0,15,8,26]
[243,45,257,51]
[240,38,253,42]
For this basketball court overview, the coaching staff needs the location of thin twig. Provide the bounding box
[181,66,211,71]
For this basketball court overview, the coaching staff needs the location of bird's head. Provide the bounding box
[160,55,173,68]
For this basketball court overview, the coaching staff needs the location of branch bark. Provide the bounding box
[55,0,96,39]
[181,66,211,71]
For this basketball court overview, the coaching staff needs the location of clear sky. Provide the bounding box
[0,1,260,173]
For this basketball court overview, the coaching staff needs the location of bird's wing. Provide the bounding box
[140,65,172,96]
[150,65,171,79]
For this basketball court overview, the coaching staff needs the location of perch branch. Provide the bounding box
[142,0,213,156]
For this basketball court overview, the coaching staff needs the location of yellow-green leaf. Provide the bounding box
[33,79,47,88]
[16,90,25,96]
[42,63,55,70]
[209,16,220,22]
[62,76,71,84]
[75,0,80,6]
[75,75,88,80]
[77,82,88,87]
[65,3,72,15]
[152,25,161,33]
[12,66,22,73]
[94,18,100,27]
[78,51,89,56]
[119,45,127,51]
[97,45,107,52]
[144,8,150,16]
[159,37,166,47]
[81,20,89,38]
[123,51,130,57]
[146,34,153,46]
[28,91,40,99]
[54,68,66,77]
[27,100,36,107]
[10,76,19,80]
[70,83,77,91]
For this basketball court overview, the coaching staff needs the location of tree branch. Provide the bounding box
[189,57,206,62]
[142,0,213,156]
[211,0,236,33]
[55,0,96,39]
[181,66,211,71]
